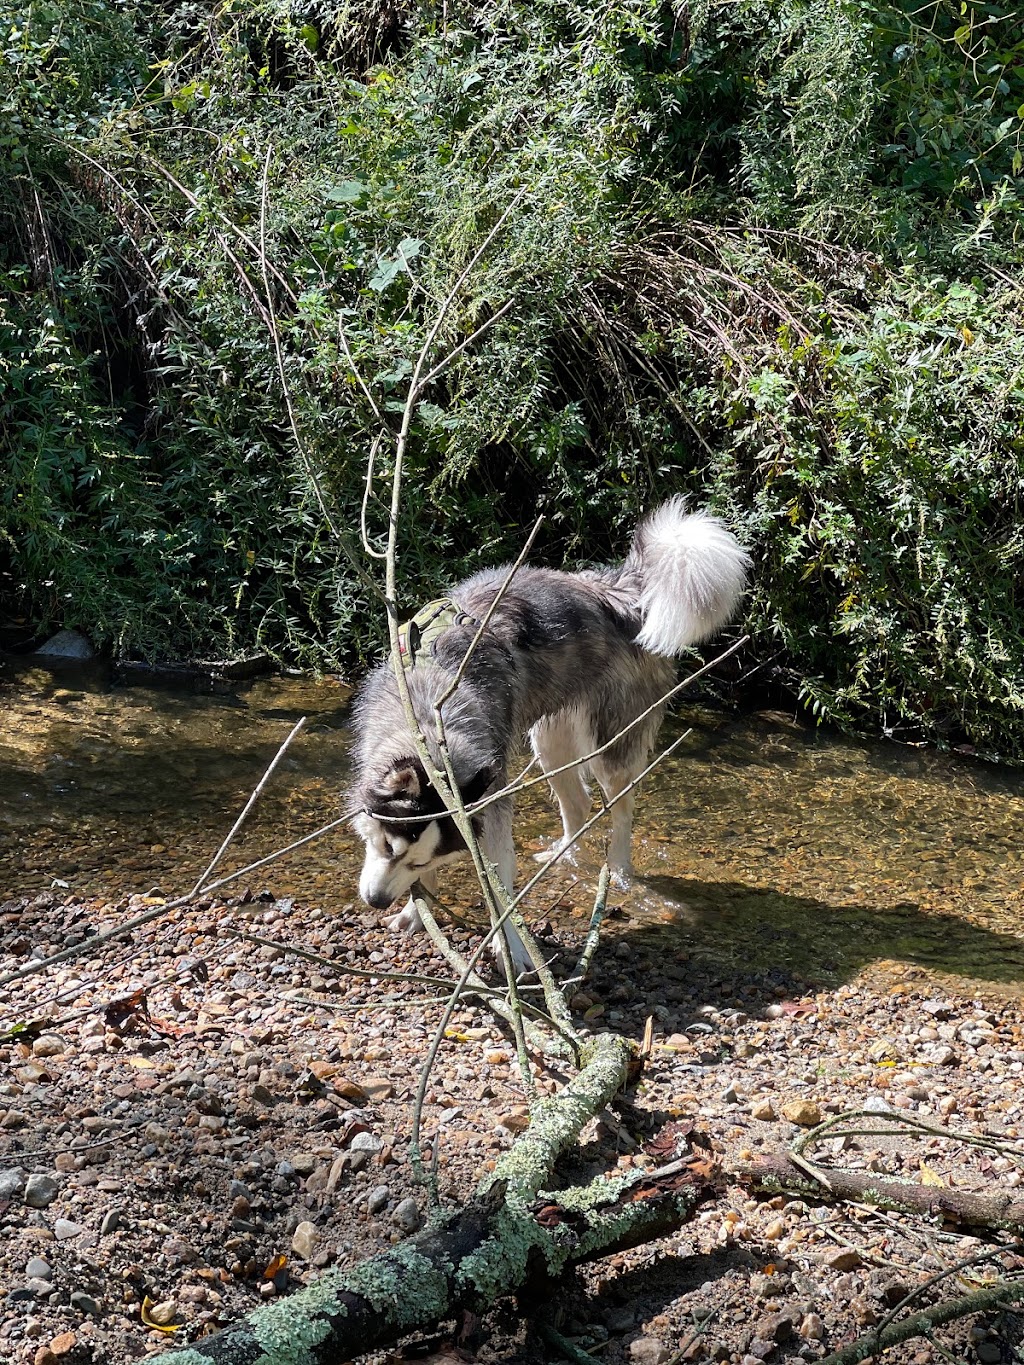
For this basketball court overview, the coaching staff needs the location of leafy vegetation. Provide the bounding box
[2,0,1023,754]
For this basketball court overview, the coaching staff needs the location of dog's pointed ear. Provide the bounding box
[376,760,423,800]
[461,765,497,806]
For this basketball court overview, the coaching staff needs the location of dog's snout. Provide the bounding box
[363,888,395,911]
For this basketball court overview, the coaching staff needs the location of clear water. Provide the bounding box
[2,665,1023,1000]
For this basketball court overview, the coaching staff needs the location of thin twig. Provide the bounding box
[191,717,306,895]
[817,1273,1024,1365]
[434,514,544,707]
[257,142,385,605]
[360,431,388,559]
[565,863,610,998]
[0,801,353,990]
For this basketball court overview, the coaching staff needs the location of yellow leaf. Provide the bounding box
[128,1056,155,1069]
[961,325,974,346]
[444,1029,469,1042]
[141,1296,179,1331]
[919,1161,946,1187]
[262,1253,287,1279]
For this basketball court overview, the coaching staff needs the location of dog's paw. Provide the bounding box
[532,838,578,867]
[385,901,422,934]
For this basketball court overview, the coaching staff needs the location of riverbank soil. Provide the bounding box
[3,872,1024,1365]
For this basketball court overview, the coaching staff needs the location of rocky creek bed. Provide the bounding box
[3,880,1024,1365]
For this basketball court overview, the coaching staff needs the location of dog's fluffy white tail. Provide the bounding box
[627,497,750,655]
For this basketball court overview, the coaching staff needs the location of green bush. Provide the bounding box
[1,0,1023,753]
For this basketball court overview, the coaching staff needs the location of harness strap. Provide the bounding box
[397,597,478,669]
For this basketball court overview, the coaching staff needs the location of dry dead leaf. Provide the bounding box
[141,1296,179,1331]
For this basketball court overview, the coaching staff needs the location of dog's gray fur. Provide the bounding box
[351,498,750,973]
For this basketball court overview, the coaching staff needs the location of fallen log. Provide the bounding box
[734,1151,1024,1233]
[155,1032,721,1364]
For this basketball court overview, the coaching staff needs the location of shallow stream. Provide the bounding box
[2,663,1023,1001]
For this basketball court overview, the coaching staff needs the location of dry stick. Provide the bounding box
[407,892,549,1197]
[360,431,388,559]
[0,782,353,993]
[427,711,537,1083]
[565,863,611,997]
[190,717,307,895]
[224,927,564,1031]
[734,1152,1024,1233]
[375,197,544,1169]
[427,517,576,1041]
[793,1108,1024,1170]
[407,729,697,1168]
[139,148,298,305]
[817,1275,1024,1365]
[336,312,385,427]
[411,892,577,1053]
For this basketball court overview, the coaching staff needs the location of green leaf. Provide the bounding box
[326,179,366,204]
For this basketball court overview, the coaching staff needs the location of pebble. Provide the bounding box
[923,1044,957,1066]
[367,1185,390,1215]
[31,1035,68,1058]
[780,1099,822,1127]
[799,1312,824,1340]
[349,1131,383,1154]
[53,1220,84,1241]
[628,1339,670,1365]
[25,1258,52,1281]
[145,1299,177,1326]
[69,1291,101,1316]
[100,1209,121,1235]
[24,1174,60,1210]
[750,1098,776,1121]
[862,1095,895,1114]
[0,1167,26,1199]
[291,1221,319,1260]
[391,1198,422,1234]
[824,1249,862,1271]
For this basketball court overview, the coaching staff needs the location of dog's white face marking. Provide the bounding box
[354,812,465,909]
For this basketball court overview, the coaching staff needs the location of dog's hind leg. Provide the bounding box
[479,799,532,976]
[530,712,591,862]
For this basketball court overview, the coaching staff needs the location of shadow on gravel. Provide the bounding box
[632,872,1024,993]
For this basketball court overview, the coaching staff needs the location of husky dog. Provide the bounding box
[351,498,750,973]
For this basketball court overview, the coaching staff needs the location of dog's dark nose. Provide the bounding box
[364,890,395,911]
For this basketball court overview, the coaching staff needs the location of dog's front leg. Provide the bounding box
[385,869,437,935]
[479,800,532,976]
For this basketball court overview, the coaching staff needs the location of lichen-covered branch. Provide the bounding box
[152,1031,717,1365]
[817,1274,1024,1365]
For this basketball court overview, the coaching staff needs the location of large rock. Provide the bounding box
[33,630,95,660]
